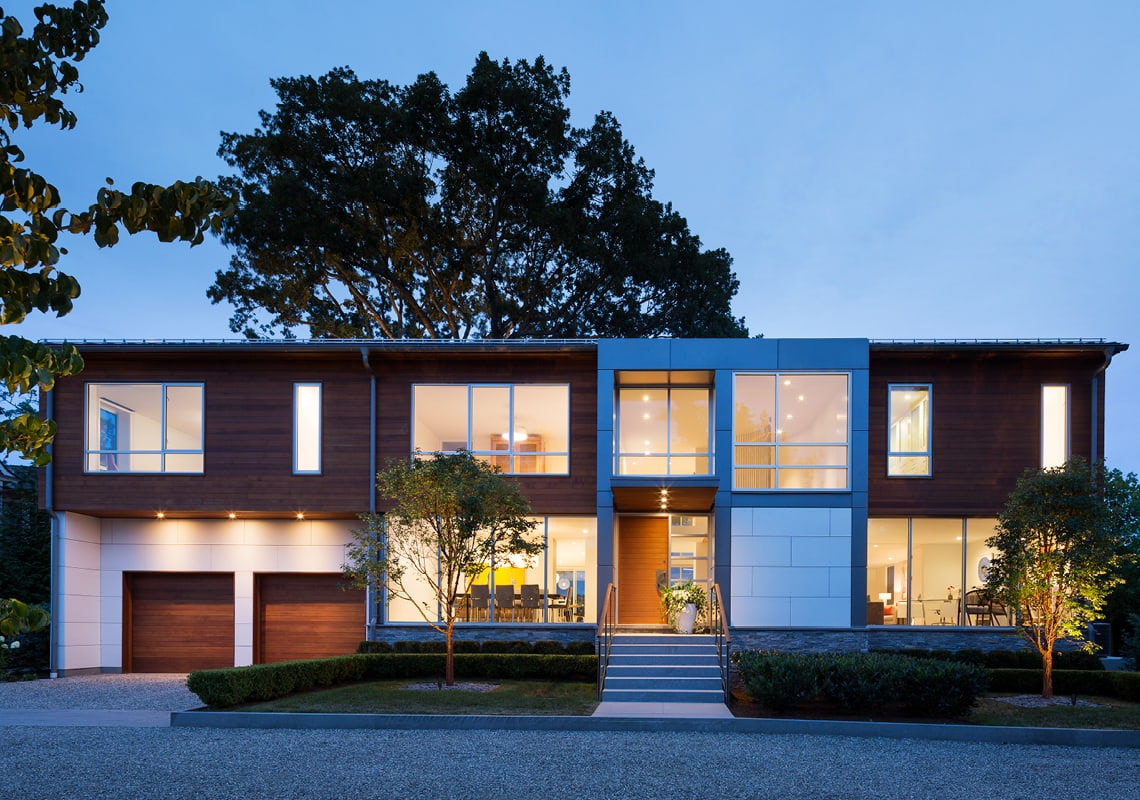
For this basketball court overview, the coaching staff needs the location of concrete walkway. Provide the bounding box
[592,700,734,718]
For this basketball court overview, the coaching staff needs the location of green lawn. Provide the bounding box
[969,695,1140,730]
[239,680,599,716]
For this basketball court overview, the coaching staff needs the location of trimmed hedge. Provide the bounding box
[872,647,1105,671]
[187,652,598,708]
[988,669,1140,701]
[734,650,988,718]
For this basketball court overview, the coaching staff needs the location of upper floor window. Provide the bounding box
[85,383,204,473]
[293,383,322,474]
[412,384,569,474]
[888,384,931,477]
[733,373,849,490]
[1041,384,1069,468]
[616,384,711,476]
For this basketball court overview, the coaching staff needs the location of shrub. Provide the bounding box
[735,650,986,717]
[988,669,1140,701]
[735,651,825,712]
[356,641,392,654]
[565,640,596,655]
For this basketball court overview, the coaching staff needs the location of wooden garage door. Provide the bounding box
[256,574,366,664]
[124,573,234,673]
[617,517,669,624]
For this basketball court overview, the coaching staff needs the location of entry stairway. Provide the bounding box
[600,633,726,704]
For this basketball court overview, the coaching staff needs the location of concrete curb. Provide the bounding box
[169,710,1140,748]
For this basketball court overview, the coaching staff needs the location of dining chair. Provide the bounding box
[469,584,490,622]
[494,584,516,622]
[520,584,542,622]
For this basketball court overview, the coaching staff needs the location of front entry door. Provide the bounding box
[617,516,668,624]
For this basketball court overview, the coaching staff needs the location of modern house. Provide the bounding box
[40,337,1126,674]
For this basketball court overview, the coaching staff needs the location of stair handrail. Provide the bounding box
[710,582,731,702]
[596,582,617,700]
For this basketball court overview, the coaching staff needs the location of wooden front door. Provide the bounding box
[617,516,668,624]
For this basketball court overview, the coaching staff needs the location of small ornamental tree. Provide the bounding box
[986,458,1124,698]
[343,452,540,685]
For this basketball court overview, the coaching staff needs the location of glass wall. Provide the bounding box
[85,383,204,473]
[733,373,849,489]
[386,516,597,624]
[867,517,1004,626]
[617,386,711,475]
[412,384,570,474]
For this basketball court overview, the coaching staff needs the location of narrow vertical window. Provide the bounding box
[294,383,322,474]
[887,384,932,476]
[1041,384,1069,468]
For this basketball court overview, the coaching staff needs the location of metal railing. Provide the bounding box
[596,583,617,700]
[710,583,731,702]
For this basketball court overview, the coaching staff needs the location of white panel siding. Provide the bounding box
[56,514,357,673]
[730,507,853,629]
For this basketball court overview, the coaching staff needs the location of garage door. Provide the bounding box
[256,573,366,664]
[124,573,234,673]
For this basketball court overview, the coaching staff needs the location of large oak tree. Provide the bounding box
[0,1,234,464]
[212,54,748,340]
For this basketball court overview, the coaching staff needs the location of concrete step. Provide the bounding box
[605,664,722,679]
[607,654,720,666]
[608,643,718,655]
[601,688,726,703]
[604,676,724,692]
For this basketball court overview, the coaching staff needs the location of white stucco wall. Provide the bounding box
[729,506,852,627]
[57,514,356,673]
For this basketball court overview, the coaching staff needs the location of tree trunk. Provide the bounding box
[1041,648,1054,699]
[445,620,456,686]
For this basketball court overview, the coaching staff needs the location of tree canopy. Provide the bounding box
[0,1,235,464]
[342,451,541,684]
[211,53,748,340]
[985,458,1133,697]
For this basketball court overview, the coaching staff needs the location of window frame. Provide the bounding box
[293,382,323,475]
[1041,383,1070,469]
[614,383,713,476]
[887,383,933,478]
[84,382,205,474]
[411,383,570,475]
[732,371,851,491]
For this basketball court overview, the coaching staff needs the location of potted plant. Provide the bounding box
[660,580,709,633]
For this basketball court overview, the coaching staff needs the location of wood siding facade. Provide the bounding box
[868,346,1113,517]
[46,344,597,518]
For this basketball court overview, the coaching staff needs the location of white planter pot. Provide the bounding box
[677,603,698,634]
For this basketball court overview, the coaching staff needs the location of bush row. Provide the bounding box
[871,648,1105,671]
[356,639,595,655]
[988,669,1140,701]
[734,650,987,717]
[187,652,598,708]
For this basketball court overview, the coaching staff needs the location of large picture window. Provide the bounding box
[867,517,1007,627]
[412,384,570,474]
[616,385,711,475]
[85,383,204,473]
[733,373,849,489]
[888,384,931,476]
[386,516,596,624]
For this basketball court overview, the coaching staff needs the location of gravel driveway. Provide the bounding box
[3,675,1137,800]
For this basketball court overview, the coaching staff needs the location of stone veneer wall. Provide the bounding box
[732,626,1034,653]
[366,624,595,648]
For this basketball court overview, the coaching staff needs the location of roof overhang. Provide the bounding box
[610,478,720,513]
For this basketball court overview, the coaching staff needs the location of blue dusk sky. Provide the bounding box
[12,1,1140,473]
